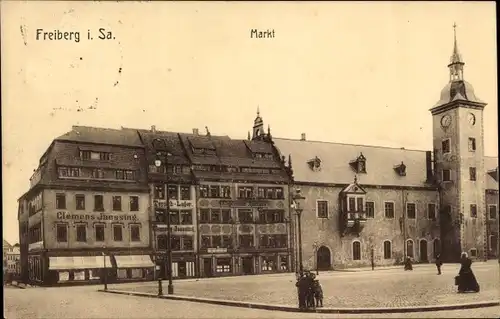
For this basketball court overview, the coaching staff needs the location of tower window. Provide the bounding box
[470,204,477,218]
[469,167,476,181]
[468,138,476,151]
[442,169,451,182]
[442,139,451,154]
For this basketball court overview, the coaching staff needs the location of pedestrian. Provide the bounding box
[404,256,413,271]
[456,252,480,293]
[306,272,316,309]
[313,279,324,307]
[295,273,308,310]
[435,254,443,275]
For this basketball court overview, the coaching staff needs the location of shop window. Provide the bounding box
[406,203,416,219]
[366,201,375,218]
[384,202,395,218]
[261,256,276,271]
[94,195,104,212]
[56,193,66,209]
[113,225,123,241]
[74,270,85,281]
[95,224,105,242]
[117,269,128,279]
[279,256,288,271]
[130,196,139,211]
[215,258,231,273]
[180,210,192,225]
[131,269,143,279]
[75,194,85,210]
[168,185,178,200]
[76,224,87,242]
[180,186,191,200]
[383,241,392,259]
[130,225,141,242]
[352,241,361,260]
[112,196,122,211]
[56,224,68,242]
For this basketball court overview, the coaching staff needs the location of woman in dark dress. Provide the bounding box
[457,252,480,293]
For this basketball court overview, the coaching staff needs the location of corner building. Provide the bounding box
[182,123,293,277]
[273,28,498,269]
[18,126,154,286]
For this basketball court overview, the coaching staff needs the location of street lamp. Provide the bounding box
[312,242,319,275]
[102,246,107,291]
[292,189,305,274]
[153,138,174,295]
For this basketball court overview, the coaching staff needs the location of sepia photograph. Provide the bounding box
[2,1,499,318]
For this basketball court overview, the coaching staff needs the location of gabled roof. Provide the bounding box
[56,126,143,147]
[341,179,367,194]
[135,129,190,165]
[244,140,274,154]
[484,156,499,190]
[273,138,431,187]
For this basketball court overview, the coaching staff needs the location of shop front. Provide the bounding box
[114,255,155,282]
[154,252,197,279]
[46,255,113,285]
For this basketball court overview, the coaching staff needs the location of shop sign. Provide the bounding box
[154,200,193,209]
[56,211,138,221]
[219,199,269,208]
[207,247,228,253]
[171,225,195,232]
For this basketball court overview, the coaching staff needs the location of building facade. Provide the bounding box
[18,126,154,286]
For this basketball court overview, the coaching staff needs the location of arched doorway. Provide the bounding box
[419,239,428,262]
[316,246,331,270]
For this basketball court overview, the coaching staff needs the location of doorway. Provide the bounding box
[178,261,187,278]
[317,246,331,270]
[203,258,212,277]
[420,239,428,262]
[241,257,253,275]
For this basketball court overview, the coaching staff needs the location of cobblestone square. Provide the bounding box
[118,262,499,308]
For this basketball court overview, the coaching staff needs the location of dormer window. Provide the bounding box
[349,153,367,174]
[394,161,407,176]
[307,156,322,172]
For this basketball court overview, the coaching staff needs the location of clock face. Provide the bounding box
[441,115,451,128]
[467,113,476,126]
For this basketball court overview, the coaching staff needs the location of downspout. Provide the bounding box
[402,189,407,261]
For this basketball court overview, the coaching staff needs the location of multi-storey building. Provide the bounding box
[18,126,154,286]
[272,28,498,270]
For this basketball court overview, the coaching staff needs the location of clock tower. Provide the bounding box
[430,24,488,262]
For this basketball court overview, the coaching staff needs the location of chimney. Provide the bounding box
[151,125,156,132]
[193,128,199,135]
[300,133,306,141]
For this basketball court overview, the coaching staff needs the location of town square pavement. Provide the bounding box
[4,284,500,319]
[113,261,499,308]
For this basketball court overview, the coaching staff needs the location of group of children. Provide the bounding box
[295,270,323,310]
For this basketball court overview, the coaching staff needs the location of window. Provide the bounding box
[352,241,361,260]
[406,203,416,219]
[154,184,165,199]
[470,248,477,258]
[130,196,139,211]
[442,139,451,154]
[238,209,253,223]
[89,152,100,160]
[489,205,497,219]
[56,224,68,242]
[442,169,451,182]
[170,211,180,225]
[222,235,232,248]
[468,138,476,151]
[209,186,220,198]
[168,185,178,200]
[157,235,167,250]
[94,195,104,211]
[56,193,66,209]
[211,209,221,223]
[238,187,253,199]
[80,151,91,160]
[95,224,105,242]
[316,200,328,218]
[183,236,193,250]
[427,203,436,220]
[155,209,166,223]
[221,209,232,223]
[180,186,191,200]
[366,202,375,218]
[124,170,134,180]
[384,202,394,218]
[112,196,122,211]
[489,235,498,254]
[215,258,231,273]
[261,256,276,271]
[199,185,209,198]
[212,235,222,248]
[356,197,364,211]
[470,204,477,218]
[72,194,85,210]
[91,168,104,179]
[383,241,392,259]
[115,170,124,180]
[180,210,192,224]
[130,225,140,242]
[221,186,231,198]
[199,209,210,223]
[239,235,254,248]
[76,224,86,242]
[113,225,123,241]
[406,240,414,258]
[201,236,211,248]
[469,167,476,181]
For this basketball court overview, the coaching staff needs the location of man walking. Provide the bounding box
[435,254,443,275]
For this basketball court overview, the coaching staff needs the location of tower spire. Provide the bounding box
[257,106,260,117]
[448,22,465,82]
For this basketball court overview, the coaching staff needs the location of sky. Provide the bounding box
[1,1,497,244]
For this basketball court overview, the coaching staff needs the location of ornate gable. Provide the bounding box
[341,176,366,194]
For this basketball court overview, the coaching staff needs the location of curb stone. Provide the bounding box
[98,289,500,314]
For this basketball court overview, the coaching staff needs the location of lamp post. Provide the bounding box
[154,138,174,295]
[313,242,319,275]
[102,246,107,291]
[292,189,305,274]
